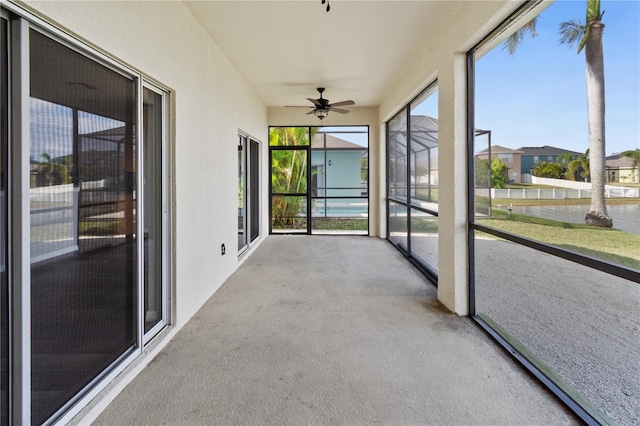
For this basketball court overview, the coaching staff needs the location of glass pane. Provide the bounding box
[30,30,137,424]
[271,196,307,232]
[472,3,640,423]
[474,0,640,268]
[311,198,367,234]
[271,149,307,195]
[388,111,407,201]
[410,208,438,273]
[238,136,246,251]
[474,229,639,424]
[143,87,163,334]
[388,201,408,252]
[249,140,259,242]
[269,127,309,146]
[0,17,8,426]
[325,149,366,197]
[473,131,491,217]
[410,87,438,211]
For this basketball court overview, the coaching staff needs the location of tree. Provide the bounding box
[490,158,508,188]
[476,158,509,188]
[559,0,611,227]
[37,152,70,186]
[567,149,590,182]
[269,127,311,228]
[619,148,640,182]
[532,161,565,179]
[555,152,574,179]
[504,0,612,227]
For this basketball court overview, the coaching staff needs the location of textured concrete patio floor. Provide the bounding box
[93,235,577,425]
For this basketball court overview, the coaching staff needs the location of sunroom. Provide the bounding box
[1,0,638,425]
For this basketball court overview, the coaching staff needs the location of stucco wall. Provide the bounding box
[21,0,269,326]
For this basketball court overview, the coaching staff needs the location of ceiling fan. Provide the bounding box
[291,88,355,120]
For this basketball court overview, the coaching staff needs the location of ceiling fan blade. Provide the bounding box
[307,98,322,107]
[330,107,349,114]
[285,105,314,108]
[328,100,355,108]
[306,110,316,115]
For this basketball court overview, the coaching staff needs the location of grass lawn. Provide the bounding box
[477,209,640,270]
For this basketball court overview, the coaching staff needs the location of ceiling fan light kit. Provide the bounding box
[299,87,355,121]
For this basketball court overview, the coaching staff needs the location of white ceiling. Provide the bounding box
[184,1,457,109]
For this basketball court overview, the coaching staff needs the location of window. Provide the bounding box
[387,83,438,279]
[1,11,172,424]
[498,153,512,163]
[238,134,260,253]
[469,1,639,423]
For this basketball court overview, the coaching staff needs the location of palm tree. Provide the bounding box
[567,149,590,182]
[556,152,573,179]
[38,153,55,185]
[619,148,640,183]
[269,127,311,228]
[503,0,612,227]
[559,0,611,227]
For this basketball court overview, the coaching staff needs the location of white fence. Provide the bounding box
[476,186,639,199]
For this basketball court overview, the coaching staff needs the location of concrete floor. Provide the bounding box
[93,235,577,425]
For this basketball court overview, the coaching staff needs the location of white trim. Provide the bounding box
[9,14,32,425]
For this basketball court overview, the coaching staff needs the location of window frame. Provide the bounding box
[238,132,261,255]
[386,81,439,283]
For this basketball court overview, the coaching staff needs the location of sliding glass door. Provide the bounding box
[0,9,173,424]
[29,29,138,424]
[238,135,260,253]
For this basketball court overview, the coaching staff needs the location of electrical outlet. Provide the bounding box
[221,243,226,255]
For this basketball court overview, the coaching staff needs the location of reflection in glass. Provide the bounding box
[238,135,247,251]
[249,140,260,242]
[29,30,136,424]
[474,229,640,425]
[143,88,164,334]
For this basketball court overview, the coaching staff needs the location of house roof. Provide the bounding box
[475,145,523,155]
[313,133,364,149]
[516,145,582,156]
[606,154,635,168]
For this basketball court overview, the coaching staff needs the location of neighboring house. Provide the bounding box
[606,154,638,183]
[475,145,523,183]
[517,145,581,176]
[311,133,366,197]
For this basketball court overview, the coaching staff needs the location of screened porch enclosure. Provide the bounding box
[270,126,369,235]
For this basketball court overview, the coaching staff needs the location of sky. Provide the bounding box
[474,0,640,156]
